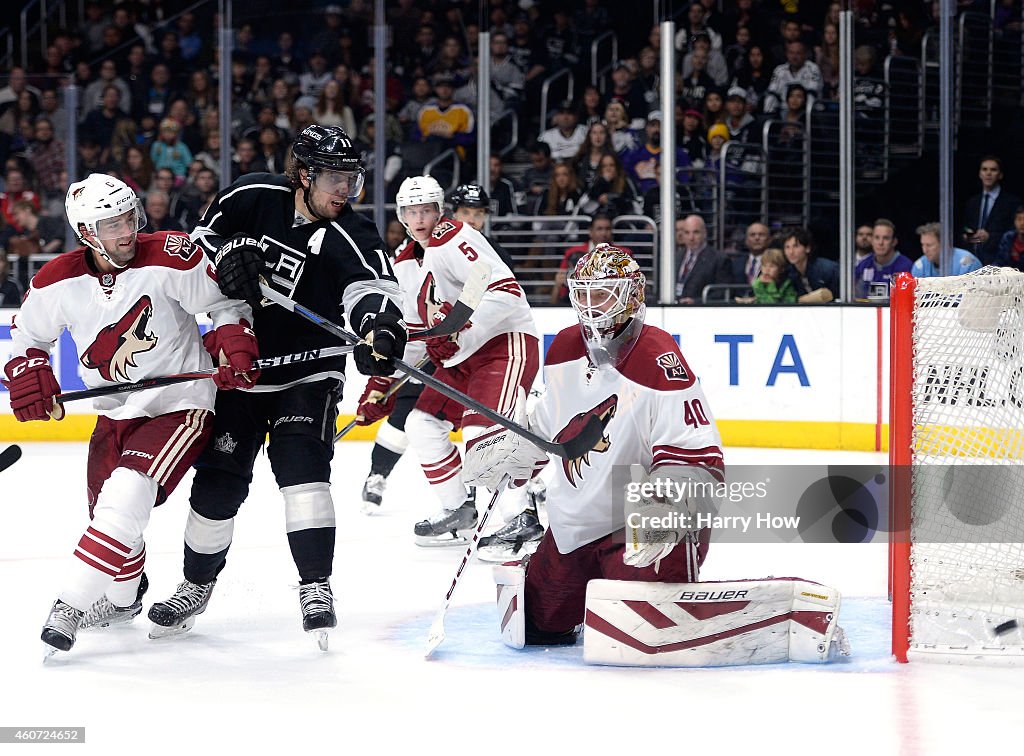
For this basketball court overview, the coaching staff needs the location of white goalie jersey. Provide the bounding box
[9,232,252,420]
[531,324,725,554]
[393,219,537,367]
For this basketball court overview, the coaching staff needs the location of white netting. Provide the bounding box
[908,266,1024,660]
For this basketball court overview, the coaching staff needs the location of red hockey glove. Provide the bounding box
[430,301,472,333]
[3,348,63,422]
[356,376,397,425]
[206,322,260,390]
[425,335,460,366]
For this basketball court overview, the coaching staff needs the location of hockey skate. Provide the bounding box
[476,508,545,563]
[299,579,337,651]
[41,600,85,656]
[81,573,149,630]
[147,578,216,639]
[360,472,387,514]
[414,494,478,547]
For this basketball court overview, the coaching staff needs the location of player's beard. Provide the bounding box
[309,186,347,220]
[100,235,137,267]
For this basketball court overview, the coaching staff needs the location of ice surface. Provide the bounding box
[1,443,1022,753]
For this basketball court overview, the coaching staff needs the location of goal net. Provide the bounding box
[890,268,1024,664]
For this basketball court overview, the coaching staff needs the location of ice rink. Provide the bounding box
[1,441,1022,754]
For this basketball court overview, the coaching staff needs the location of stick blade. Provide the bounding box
[424,612,446,658]
[551,414,606,460]
[0,444,22,474]
[412,263,491,338]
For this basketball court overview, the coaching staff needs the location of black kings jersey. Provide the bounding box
[191,173,402,391]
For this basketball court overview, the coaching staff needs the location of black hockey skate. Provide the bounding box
[299,578,337,651]
[41,599,85,655]
[81,572,149,629]
[413,493,478,547]
[147,578,216,638]
[361,472,387,514]
[477,509,545,563]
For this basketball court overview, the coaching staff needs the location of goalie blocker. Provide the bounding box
[493,569,850,667]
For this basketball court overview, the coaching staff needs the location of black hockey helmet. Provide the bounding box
[450,183,490,210]
[292,124,362,173]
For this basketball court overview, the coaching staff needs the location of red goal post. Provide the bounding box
[889,269,1024,664]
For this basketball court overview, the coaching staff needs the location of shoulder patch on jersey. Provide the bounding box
[618,325,697,390]
[31,250,91,289]
[429,219,462,246]
[134,232,202,271]
[545,325,588,366]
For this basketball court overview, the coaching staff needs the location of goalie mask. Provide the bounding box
[66,174,147,269]
[567,244,646,368]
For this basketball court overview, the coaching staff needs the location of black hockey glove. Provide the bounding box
[354,312,408,376]
[214,234,272,302]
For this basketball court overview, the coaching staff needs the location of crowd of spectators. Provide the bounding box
[0,0,1019,307]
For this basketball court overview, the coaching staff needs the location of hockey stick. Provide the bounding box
[0,444,22,474]
[408,263,490,339]
[54,345,356,405]
[259,283,605,460]
[424,475,510,658]
[333,356,432,442]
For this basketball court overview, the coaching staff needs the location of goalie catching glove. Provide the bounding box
[462,388,548,490]
[202,322,261,390]
[356,376,397,425]
[353,312,407,377]
[2,348,63,421]
[213,234,276,302]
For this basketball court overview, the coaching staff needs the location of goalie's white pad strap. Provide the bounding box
[282,482,336,532]
[493,563,526,649]
[583,578,847,667]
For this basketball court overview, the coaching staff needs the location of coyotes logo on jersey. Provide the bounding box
[556,394,618,487]
[81,295,159,382]
[417,272,446,328]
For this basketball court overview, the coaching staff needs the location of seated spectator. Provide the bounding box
[724,25,752,80]
[121,144,155,195]
[816,23,840,100]
[703,88,726,124]
[257,126,288,175]
[26,118,65,205]
[675,3,724,53]
[539,102,588,161]
[411,73,475,162]
[604,99,637,154]
[384,218,405,257]
[522,141,554,208]
[995,206,1024,271]
[622,111,692,196]
[573,121,615,190]
[576,85,605,128]
[912,222,982,277]
[724,87,757,141]
[142,190,184,233]
[550,213,628,304]
[483,154,518,216]
[579,153,638,219]
[752,247,797,303]
[76,137,110,178]
[764,40,822,114]
[735,45,772,112]
[300,51,333,100]
[680,46,716,108]
[729,221,772,284]
[139,63,178,123]
[530,161,582,217]
[782,226,839,301]
[769,19,803,68]
[607,61,648,122]
[675,214,730,303]
[179,166,219,229]
[680,108,708,167]
[0,169,40,230]
[315,79,357,136]
[83,58,132,116]
[855,223,874,264]
[428,35,473,85]
[398,77,434,138]
[150,118,193,178]
[961,155,1022,264]
[79,85,133,165]
[853,46,886,176]
[231,138,267,182]
[5,200,63,289]
[855,219,913,298]
[0,252,23,307]
[682,33,729,87]
[151,167,188,226]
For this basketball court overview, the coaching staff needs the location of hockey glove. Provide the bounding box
[430,301,473,333]
[356,376,397,425]
[462,389,547,490]
[204,322,261,390]
[425,335,460,366]
[623,465,688,570]
[213,234,272,302]
[353,311,407,377]
[3,348,63,422]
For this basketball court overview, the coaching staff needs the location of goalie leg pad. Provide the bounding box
[583,578,849,667]
[493,563,526,649]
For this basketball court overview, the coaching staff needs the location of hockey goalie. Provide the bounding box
[462,245,850,666]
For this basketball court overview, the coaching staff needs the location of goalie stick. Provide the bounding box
[259,283,605,460]
[0,444,22,474]
[425,475,510,658]
[334,356,432,442]
[54,345,356,405]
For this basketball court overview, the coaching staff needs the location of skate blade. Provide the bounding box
[415,533,470,547]
[309,629,330,652]
[83,607,143,630]
[42,644,61,662]
[360,500,382,516]
[475,539,541,563]
[148,616,195,639]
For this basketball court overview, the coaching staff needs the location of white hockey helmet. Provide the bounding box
[567,244,647,368]
[66,174,147,267]
[395,175,444,234]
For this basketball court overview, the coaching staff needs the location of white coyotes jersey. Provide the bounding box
[10,232,252,420]
[394,219,537,367]
[532,324,725,554]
